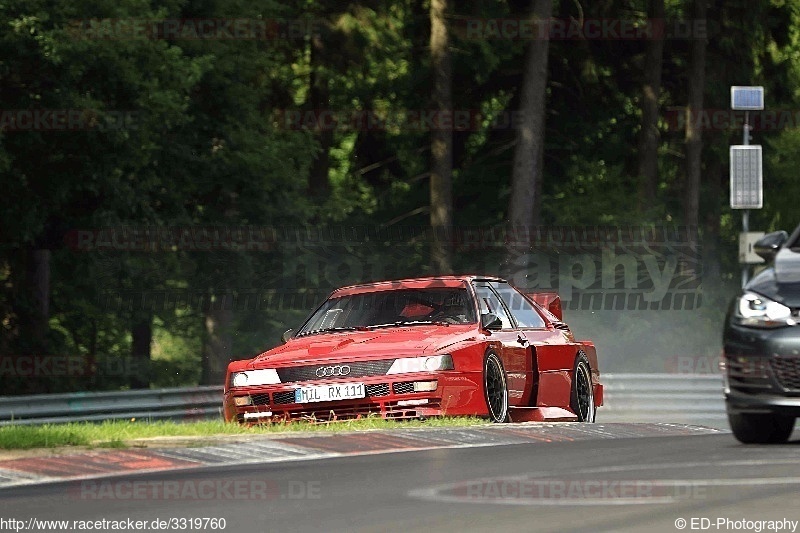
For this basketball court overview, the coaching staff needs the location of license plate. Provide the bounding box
[294,383,365,403]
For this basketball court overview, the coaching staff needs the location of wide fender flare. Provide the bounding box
[447,341,497,372]
[577,340,602,406]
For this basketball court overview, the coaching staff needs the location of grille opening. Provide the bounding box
[366,383,390,397]
[727,356,771,391]
[271,384,391,405]
[386,410,419,419]
[250,393,270,405]
[273,391,296,404]
[771,356,800,391]
[265,400,441,423]
[392,381,417,395]
[277,359,396,383]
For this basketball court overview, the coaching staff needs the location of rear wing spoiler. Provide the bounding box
[525,292,563,321]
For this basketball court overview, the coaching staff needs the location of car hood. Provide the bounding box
[775,248,800,283]
[746,248,800,307]
[244,324,478,369]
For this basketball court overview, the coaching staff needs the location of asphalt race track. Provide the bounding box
[1,425,799,533]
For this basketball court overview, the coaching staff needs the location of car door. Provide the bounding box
[490,281,574,408]
[473,281,530,406]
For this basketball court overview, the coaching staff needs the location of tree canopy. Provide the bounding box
[2,0,798,392]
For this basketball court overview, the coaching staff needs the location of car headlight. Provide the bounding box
[229,369,281,387]
[735,292,796,328]
[387,354,454,374]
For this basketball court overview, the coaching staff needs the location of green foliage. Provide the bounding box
[0,417,489,449]
[2,0,800,391]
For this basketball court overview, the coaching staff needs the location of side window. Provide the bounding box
[474,283,514,329]
[491,282,546,328]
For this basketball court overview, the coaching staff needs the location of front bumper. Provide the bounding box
[723,321,800,416]
[224,371,485,423]
[724,387,800,416]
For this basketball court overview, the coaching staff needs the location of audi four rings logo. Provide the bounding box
[315,365,351,378]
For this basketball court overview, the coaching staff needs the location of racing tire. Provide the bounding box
[727,411,795,444]
[484,352,509,423]
[570,353,596,422]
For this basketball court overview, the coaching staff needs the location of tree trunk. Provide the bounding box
[201,292,233,385]
[28,249,50,344]
[17,249,51,356]
[637,0,665,212]
[505,0,552,273]
[702,155,723,294]
[308,33,332,201]
[684,0,707,229]
[6,249,52,393]
[429,0,453,273]
[200,200,238,385]
[130,314,152,389]
[533,140,544,226]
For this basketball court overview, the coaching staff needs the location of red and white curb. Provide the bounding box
[0,423,723,490]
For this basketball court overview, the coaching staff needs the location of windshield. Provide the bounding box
[296,288,477,335]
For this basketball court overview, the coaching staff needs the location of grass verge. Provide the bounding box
[0,417,488,450]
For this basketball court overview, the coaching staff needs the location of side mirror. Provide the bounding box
[754,230,788,262]
[280,329,294,344]
[481,313,503,331]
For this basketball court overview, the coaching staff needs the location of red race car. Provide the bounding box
[224,276,603,424]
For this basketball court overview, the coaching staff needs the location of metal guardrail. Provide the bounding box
[0,374,727,428]
[600,373,726,429]
[0,386,223,426]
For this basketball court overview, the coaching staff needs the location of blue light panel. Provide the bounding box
[731,86,764,110]
[730,145,763,209]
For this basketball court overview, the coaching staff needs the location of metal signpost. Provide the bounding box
[730,86,765,287]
